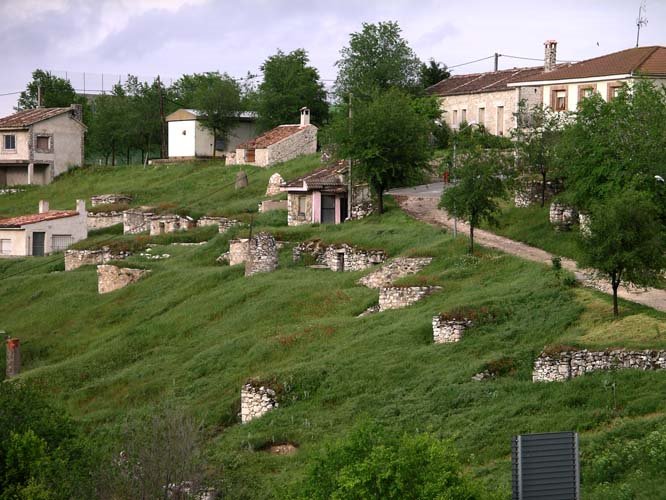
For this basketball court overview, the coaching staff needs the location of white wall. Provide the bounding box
[168,120,197,157]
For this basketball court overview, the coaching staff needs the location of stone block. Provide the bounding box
[97,265,150,294]
[378,286,442,311]
[240,383,278,423]
[432,316,472,343]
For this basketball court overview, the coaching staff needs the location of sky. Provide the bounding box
[1,0,665,115]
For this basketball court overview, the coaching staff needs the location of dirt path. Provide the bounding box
[393,194,666,313]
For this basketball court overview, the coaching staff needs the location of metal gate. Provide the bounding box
[52,234,74,252]
[32,232,45,256]
[321,195,336,224]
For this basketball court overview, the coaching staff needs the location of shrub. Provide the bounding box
[483,357,517,377]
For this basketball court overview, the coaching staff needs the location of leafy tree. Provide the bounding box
[335,21,422,100]
[579,190,665,316]
[326,88,433,214]
[512,102,566,206]
[86,85,130,165]
[301,422,482,500]
[420,59,450,89]
[17,69,79,110]
[440,147,511,253]
[256,49,329,131]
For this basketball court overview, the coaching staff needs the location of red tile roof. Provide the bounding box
[0,210,79,228]
[426,66,550,96]
[284,161,347,191]
[238,125,303,149]
[0,107,77,129]
[512,46,666,83]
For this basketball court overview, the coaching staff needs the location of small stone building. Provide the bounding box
[122,208,155,234]
[281,161,372,226]
[228,108,317,167]
[0,105,86,186]
[149,215,195,236]
[0,199,87,256]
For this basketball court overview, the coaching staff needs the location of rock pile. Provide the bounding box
[240,383,279,423]
[432,316,472,344]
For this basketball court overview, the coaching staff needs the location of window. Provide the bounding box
[452,110,458,127]
[496,106,504,136]
[297,196,306,217]
[478,107,485,126]
[461,109,467,123]
[36,135,50,152]
[3,135,15,151]
[578,86,595,101]
[608,84,622,101]
[552,89,567,111]
[0,238,11,255]
[51,235,74,252]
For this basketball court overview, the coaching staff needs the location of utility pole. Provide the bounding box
[37,85,42,108]
[347,92,353,220]
[494,53,499,72]
[157,76,167,159]
[452,142,457,238]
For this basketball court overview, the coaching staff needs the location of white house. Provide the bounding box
[0,199,88,257]
[0,105,86,186]
[165,109,257,159]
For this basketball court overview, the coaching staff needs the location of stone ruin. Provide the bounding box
[378,286,442,311]
[235,170,248,190]
[197,216,240,234]
[65,248,131,271]
[218,238,250,266]
[549,202,578,231]
[149,215,195,236]
[240,382,278,423]
[514,180,561,208]
[97,265,151,294]
[265,172,284,196]
[358,257,433,289]
[91,193,132,207]
[432,315,473,344]
[533,348,666,382]
[123,208,155,234]
[293,240,386,272]
[245,232,279,276]
[258,200,288,213]
[87,210,125,230]
[5,337,20,378]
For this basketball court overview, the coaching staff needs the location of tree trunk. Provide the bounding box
[611,270,621,317]
[541,169,547,207]
[469,224,475,254]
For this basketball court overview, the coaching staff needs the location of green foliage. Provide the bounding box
[420,59,450,89]
[17,70,79,110]
[256,49,329,131]
[580,189,666,315]
[335,21,422,100]
[326,88,433,213]
[453,123,512,150]
[440,147,511,253]
[301,422,482,500]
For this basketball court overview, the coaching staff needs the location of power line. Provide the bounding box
[448,55,496,70]
[0,91,21,97]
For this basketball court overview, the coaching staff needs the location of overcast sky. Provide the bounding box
[1,0,665,115]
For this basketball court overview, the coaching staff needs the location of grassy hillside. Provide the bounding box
[2,157,666,499]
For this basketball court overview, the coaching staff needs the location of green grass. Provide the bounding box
[1,159,666,498]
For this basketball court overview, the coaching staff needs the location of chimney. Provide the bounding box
[76,199,87,215]
[5,337,21,378]
[70,103,83,122]
[544,40,557,72]
[299,107,310,127]
[38,200,49,213]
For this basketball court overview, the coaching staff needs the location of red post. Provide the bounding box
[6,338,20,378]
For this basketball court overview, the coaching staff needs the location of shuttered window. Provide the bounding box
[0,238,12,255]
[52,234,74,252]
[3,135,15,150]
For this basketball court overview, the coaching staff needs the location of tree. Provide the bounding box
[512,102,566,207]
[256,49,329,131]
[301,422,482,500]
[335,21,422,100]
[420,59,450,89]
[579,190,665,316]
[86,85,130,165]
[326,88,433,214]
[440,147,511,253]
[17,69,79,110]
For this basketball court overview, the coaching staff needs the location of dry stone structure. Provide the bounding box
[65,248,131,271]
[265,173,284,196]
[378,286,442,311]
[87,211,124,230]
[5,337,20,378]
[293,240,386,272]
[240,383,278,423]
[358,257,433,289]
[90,194,132,207]
[513,180,561,208]
[578,212,591,236]
[197,216,239,234]
[245,232,278,276]
[97,265,151,294]
[533,349,666,382]
[235,170,248,189]
[258,200,288,213]
[432,316,473,344]
[549,202,578,231]
[123,208,155,234]
[149,215,195,236]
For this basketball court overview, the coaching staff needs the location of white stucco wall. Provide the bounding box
[0,130,29,159]
[32,113,84,178]
[169,120,258,158]
[168,120,197,157]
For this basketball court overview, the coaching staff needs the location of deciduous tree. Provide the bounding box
[17,69,79,110]
[420,59,450,89]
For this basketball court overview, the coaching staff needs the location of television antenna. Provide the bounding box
[636,0,648,47]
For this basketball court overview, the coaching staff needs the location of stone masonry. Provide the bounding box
[514,180,561,208]
[533,349,666,382]
[378,286,442,311]
[358,257,433,289]
[258,200,288,213]
[90,194,132,207]
[265,173,285,196]
[293,240,386,272]
[432,316,473,344]
[5,337,20,378]
[245,232,278,276]
[65,248,131,271]
[240,383,278,423]
[149,215,195,236]
[197,216,240,234]
[578,212,591,237]
[549,202,578,231]
[123,208,155,234]
[97,265,151,294]
[87,211,124,230]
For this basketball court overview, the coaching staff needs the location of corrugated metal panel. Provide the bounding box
[512,432,579,500]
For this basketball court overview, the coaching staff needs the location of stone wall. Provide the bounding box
[91,194,132,206]
[533,349,666,382]
[358,257,433,289]
[87,211,124,230]
[149,215,195,236]
[266,125,317,167]
[240,383,278,423]
[123,209,154,234]
[287,192,313,226]
[578,212,591,236]
[226,239,250,266]
[5,338,20,378]
[549,202,578,231]
[378,286,442,311]
[514,180,562,208]
[258,200,288,213]
[197,216,239,234]
[65,248,131,271]
[350,185,374,220]
[265,173,284,195]
[245,232,278,276]
[432,316,472,344]
[293,240,386,272]
[97,265,151,294]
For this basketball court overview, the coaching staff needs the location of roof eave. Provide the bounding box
[508,73,633,87]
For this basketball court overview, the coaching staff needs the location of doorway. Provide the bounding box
[321,195,336,224]
[32,232,45,256]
